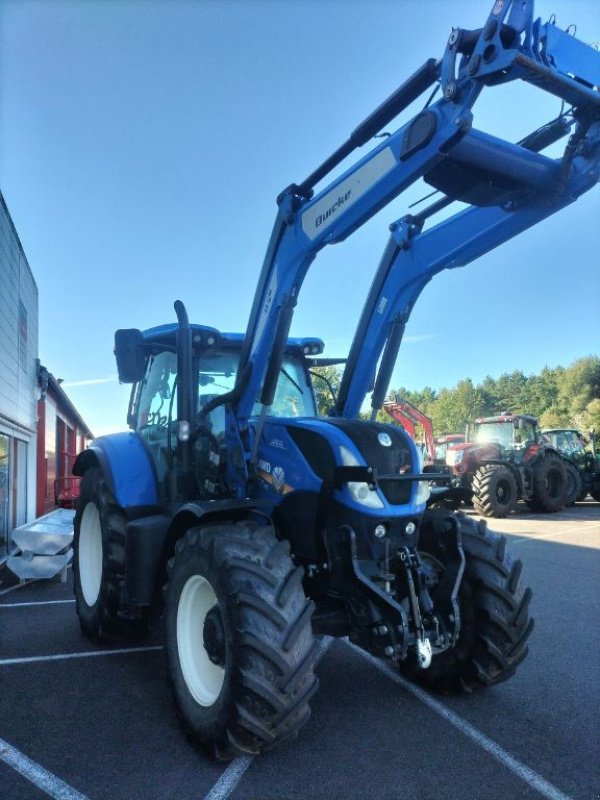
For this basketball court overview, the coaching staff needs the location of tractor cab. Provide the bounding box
[542,429,590,470]
[115,323,325,499]
[470,414,539,462]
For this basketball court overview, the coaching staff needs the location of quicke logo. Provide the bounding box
[315,190,352,229]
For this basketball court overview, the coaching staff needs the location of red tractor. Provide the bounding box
[433,434,465,465]
[445,414,567,518]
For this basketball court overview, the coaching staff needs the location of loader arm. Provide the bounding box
[335,133,600,420]
[227,0,599,496]
[383,397,435,462]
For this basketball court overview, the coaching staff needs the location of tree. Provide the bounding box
[310,365,342,416]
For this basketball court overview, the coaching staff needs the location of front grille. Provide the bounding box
[323,419,413,505]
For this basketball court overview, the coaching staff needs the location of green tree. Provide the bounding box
[310,365,342,416]
[557,357,600,427]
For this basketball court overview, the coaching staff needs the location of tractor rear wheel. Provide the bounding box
[399,510,533,693]
[563,462,582,506]
[73,467,147,641]
[472,464,518,518]
[526,454,566,512]
[164,521,319,760]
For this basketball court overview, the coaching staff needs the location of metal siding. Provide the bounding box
[0,198,38,434]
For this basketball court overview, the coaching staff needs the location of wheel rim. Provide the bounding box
[79,503,103,607]
[496,479,512,506]
[177,575,226,706]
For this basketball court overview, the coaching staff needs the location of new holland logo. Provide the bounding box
[378,432,392,447]
[272,466,286,492]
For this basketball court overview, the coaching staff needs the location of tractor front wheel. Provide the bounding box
[563,462,582,506]
[400,510,533,693]
[164,521,318,760]
[472,464,518,518]
[527,454,566,513]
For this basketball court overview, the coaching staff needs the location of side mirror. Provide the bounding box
[114,329,146,383]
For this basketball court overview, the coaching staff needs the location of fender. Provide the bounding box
[73,432,159,509]
[125,498,272,605]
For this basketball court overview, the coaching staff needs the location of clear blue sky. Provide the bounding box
[1,0,599,436]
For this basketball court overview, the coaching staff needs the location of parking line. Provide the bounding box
[0,599,76,608]
[0,645,163,667]
[203,755,254,800]
[0,736,90,800]
[200,636,334,800]
[345,642,573,800]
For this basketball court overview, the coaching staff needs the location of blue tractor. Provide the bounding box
[73,0,599,759]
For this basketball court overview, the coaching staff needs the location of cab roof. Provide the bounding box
[475,414,538,425]
[142,323,324,357]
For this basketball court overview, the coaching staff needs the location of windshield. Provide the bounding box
[197,350,316,418]
[473,422,513,447]
[546,431,586,456]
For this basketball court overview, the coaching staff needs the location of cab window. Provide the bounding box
[135,351,178,480]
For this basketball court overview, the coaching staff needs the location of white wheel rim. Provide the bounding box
[79,503,103,607]
[177,575,225,706]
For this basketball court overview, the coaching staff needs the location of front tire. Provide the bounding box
[527,454,566,513]
[400,510,533,693]
[562,462,582,506]
[164,521,318,760]
[73,467,147,640]
[472,464,518,518]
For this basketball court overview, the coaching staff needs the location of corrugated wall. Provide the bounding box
[0,194,39,434]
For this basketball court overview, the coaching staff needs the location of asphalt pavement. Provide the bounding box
[0,502,598,800]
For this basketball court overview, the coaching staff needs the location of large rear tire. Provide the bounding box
[562,462,582,506]
[73,467,147,641]
[472,464,518,518]
[526,454,566,512]
[400,510,533,693]
[164,521,319,760]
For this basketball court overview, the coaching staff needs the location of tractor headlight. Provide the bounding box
[446,449,463,466]
[339,446,384,509]
[415,448,431,505]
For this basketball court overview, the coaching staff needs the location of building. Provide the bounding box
[0,192,39,559]
[0,191,92,563]
[36,371,93,517]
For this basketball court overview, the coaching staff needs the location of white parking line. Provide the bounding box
[200,636,334,800]
[203,755,254,800]
[0,580,37,597]
[0,599,76,608]
[0,646,163,667]
[345,642,574,800]
[0,736,90,800]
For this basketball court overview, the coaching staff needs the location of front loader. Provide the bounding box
[73,0,599,759]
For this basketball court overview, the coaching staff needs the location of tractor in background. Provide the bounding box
[433,434,465,466]
[445,414,567,517]
[542,429,600,503]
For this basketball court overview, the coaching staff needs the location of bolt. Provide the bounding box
[444,82,457,101]
[384,646,395,658]
[378,625,389,636]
